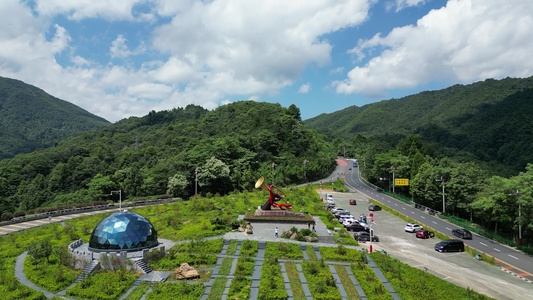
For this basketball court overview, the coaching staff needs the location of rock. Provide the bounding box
[290,233,298,240]
[214,206,223,210]
[175,263,199,280]
[283,231,293,238]
[337,238,346,243]
[305,236,319,243]
[238,225,245,232]
[246,223,253,234]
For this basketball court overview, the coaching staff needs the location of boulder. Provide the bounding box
[283,231,293,238]
[175,263,199,280]
[238,225,245,232]
[337,238,346,243]
[290,233,298,240]
[305,236,319,243]
[246,223,253,234]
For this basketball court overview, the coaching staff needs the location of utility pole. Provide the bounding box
[303,159,307,182]
[111,190,122,210]
[390,166,396,194]
[195,168,198,199]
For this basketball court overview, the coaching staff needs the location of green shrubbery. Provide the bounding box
[319,245,364,262]
[369,252,494,300]
[24,252,80,293]
[258,258,288,300]
[240,239,258,257]
[66,270,138,300]
[302,260,341,300]
[228,274,251,299]
[350,262,392,300]
[145,281,205,299]
[149,253,218,270]
[122,281,151,300]
[226,239,238,255]
[206,277,228,300]
[265,242,303,259]
[173,239,225,254]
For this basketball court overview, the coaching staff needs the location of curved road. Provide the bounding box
[341,158,533,281]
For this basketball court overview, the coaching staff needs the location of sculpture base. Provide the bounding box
[244,209,314,224]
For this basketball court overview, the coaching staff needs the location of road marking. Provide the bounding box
[0,227,18,231]
[494,248,501,252]
[8,224,30,229]
[480,242,487,246]
[508,255,519,260]
[445,227,451,231]
[402,207,406,210]
[410,212,415,214]
[421,216,426,219]
[394,204,398,206]
[432,221,437,225]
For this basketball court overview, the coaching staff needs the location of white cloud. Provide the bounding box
[387,0,428,12]
[335,0,533,97]
[330,67,344,74]
[298,83,311,94]
[110,35,132,58]
[34,0,145,21]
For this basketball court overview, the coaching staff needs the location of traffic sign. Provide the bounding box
[395,178,409,186]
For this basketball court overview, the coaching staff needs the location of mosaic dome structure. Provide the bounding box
[89,211,158,252]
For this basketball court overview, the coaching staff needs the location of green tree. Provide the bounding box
[87,173,115,201]
[167,173,188,197]
[197,157,230,195]
[27,240,53,263]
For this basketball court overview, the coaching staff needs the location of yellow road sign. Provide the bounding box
[395,178,409,186]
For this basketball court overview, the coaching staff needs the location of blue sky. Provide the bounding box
[1,0,532,122]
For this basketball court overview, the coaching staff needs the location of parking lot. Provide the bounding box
[328,191,532,300]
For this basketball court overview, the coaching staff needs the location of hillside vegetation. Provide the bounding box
[0,101,335,217]
[0,76,110,159]
[305,76,533,176]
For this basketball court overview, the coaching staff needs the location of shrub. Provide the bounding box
[319,246,363,262]
[146,281,205,300]
[265,242,303,259]
[228,274,251,300]
[258,256,287,300]
[302,260,341,299]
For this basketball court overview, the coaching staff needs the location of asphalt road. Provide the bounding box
[341,158,533,278]
[328,190,533,300]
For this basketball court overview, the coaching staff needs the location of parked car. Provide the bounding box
[368,204,382,211]
[326,193,334,201]
[342,218,357,227]
[452,228,472,239]
[354,231,379,242]
[404,223,423,232]
[330,207,344,213]
[349,199,357,205]
[334,210,350,218]
[326,202,335,209]
[346,223,369,232]
[339,215,355,223]
[435,239,464,252]
[415,230,435,239]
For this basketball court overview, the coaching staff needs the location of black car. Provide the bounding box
[452,228,472,239]
[354,231,379,242]
[346,223,369,232]
[435,240,464,252]
[368,204,382,211]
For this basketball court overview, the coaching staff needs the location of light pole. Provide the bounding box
[195,168,198,199]
[303,159,307,182]
[509,190,522,245]
[271,162,277,185]
[380,177,390,192]
[390,166,396,194]
[436,177,446,215]
[111,190,122,210]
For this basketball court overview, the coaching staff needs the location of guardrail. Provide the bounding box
[0,198,177,227]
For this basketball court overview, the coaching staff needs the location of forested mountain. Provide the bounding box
[305,76,533,176]
[0,76,110,159]
[0,101,335,217]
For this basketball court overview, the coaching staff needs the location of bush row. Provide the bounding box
[258,258,288,300]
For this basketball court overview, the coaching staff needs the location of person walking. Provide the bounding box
[307,222,311,229]
[312,224,316,232]
[275,227,279,238]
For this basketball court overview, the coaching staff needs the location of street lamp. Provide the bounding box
[436,177,446,215]
[303,159,307,182]
[380,177,390,192]
[509,190,522,245]
[195,168,198,199]
[110,190,122,210]
[271,162,278,185]
[390,166,396,194]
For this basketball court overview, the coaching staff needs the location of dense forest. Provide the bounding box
[0,76,110,159]
[306,76,533,177]
[0,101,336,218]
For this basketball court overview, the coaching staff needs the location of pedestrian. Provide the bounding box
[275,227,279,238]
[312,224,316,232]
[307,222,311,229]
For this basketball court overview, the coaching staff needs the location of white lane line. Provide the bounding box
[480,242,487,246]
[410,212,415,214]
[432,221,437,225]
[508,255,519,260]
[395,204,398,206]
[421,216,426,219]
[445,227,451,231]
[493,248,501,252]
[402,207,406,210]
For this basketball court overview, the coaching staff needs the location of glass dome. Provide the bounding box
[89,211,158,252]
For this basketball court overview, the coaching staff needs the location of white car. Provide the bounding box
[405,223,423,233]
[330,207,344,213]
[342,218,357,227]
[326,193,334,201]
[338,214,355,222]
